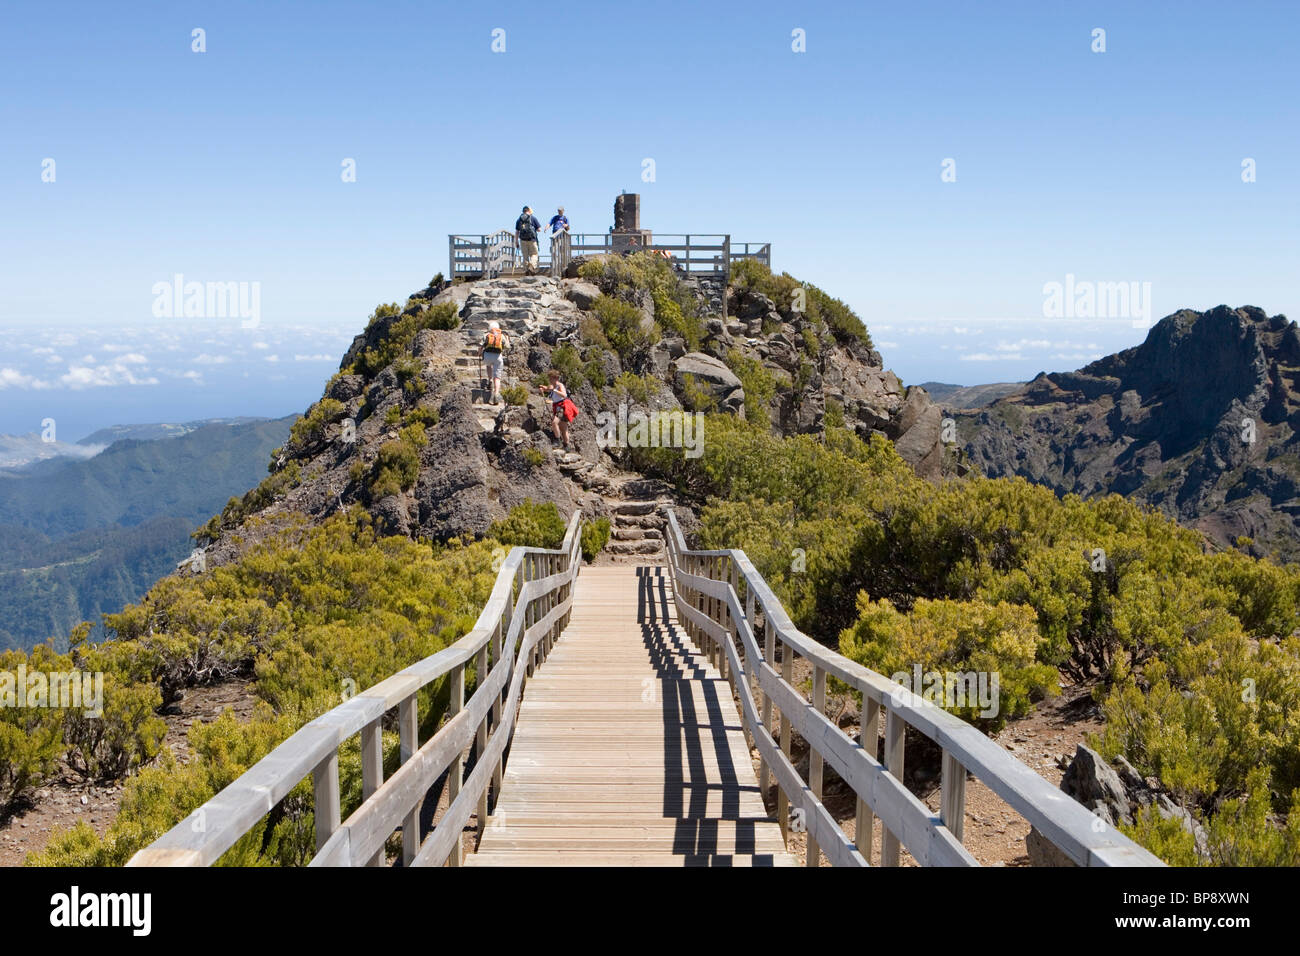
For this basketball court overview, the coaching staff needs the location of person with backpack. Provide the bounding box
[515,205,542,275]
[537,369,578,450]
[479,320,511,405]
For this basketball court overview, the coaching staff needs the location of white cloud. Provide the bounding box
[118,353,148,365]
[59,362,160,389]
[252,341,270,350]
[0,367,51,389]
[192,353,230,365]
[962,352,1020,362]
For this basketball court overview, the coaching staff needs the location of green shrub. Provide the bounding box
[824,398,845,428]
[350,302,459,378]
[613,371,652,405]
[384,405,403,426]
[593,295,659,364]
[489,500,566,550]
[0,646,65,810]
[550,344,584,386]
[407,405,439,428]
[30,510,500,865]
[581,517,612,563]
[652,288,703,350]
[729,260,872,348]
[838,595,1059,732]
[195,460,303,542]
[394,356,425,400]
[522,447,545,468]
[578,252,677,294]
[679,374,718,414]
[502,385,529,406]
[724,349,776,426]
[288,398,346,450]
[369,423,426,499]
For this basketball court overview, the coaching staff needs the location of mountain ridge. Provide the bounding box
[954,305,1300,558]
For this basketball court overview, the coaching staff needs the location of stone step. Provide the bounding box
[617,478,673,498]
[611,513,665,530]
[611,526,663,542]
[605,539,664,556]
[609,500,667,517]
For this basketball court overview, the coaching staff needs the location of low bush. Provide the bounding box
[581,518,612,563]
[488,500,567,550]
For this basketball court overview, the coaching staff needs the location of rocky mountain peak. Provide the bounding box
[196,262,948,568]
[957,305,1300,558]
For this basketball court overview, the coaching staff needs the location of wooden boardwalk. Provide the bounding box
[468,566,794,867]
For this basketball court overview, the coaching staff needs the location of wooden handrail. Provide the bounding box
[663,510,1164,868]
[128,511,584,867]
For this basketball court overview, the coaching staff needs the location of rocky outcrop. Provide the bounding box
[199,266,952,568]
[673,352,745,415]
[1025,744,1207,866]
[957,306,1300,557]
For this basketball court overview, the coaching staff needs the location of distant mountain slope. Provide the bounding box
[919,381,1024,409]
[957,305,1300,558]
[0,417,295,537]
[76,417,269,447]
[0,416,294,651]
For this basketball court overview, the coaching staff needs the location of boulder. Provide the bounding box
[563,279,602,311]
[674,352,745,414]
[327,373,365,403]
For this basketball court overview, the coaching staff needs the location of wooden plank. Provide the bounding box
[470,565,792,867]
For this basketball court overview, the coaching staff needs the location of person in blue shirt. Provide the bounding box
[548,207,569,236]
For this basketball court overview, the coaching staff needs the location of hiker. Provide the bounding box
[515,205,542,275]
[549,207,570,235]
[479,320,510,405]
[537,369,577,450]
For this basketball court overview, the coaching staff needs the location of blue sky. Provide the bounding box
[2,0,1297,438]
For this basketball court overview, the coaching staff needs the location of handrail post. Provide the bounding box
[361,716,383,866]
[399,694,419,864]
[941,750,967,843]
[778,646,793,841]
[313,752,340,854]
[807,665,826,867]
[758,588,773,803]
[855,696,880,864]
[476,640,490,839]
[492,591,510,806]
[447,663,466,866]
[882,709,905,866]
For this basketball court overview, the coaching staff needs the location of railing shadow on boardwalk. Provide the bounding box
[635,567,779,866]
